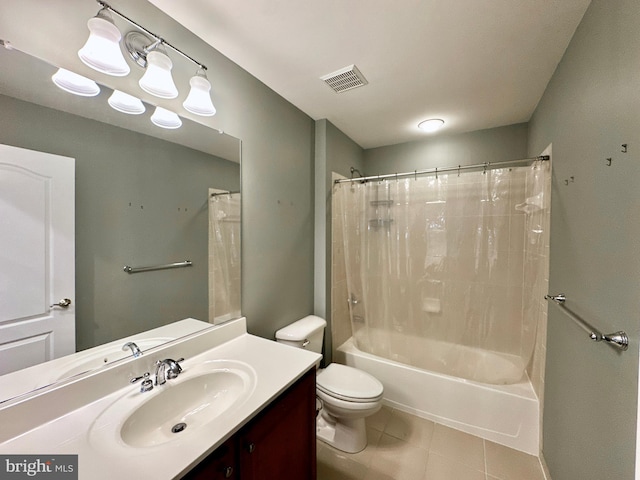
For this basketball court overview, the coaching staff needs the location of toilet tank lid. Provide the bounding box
[275,315,327,342]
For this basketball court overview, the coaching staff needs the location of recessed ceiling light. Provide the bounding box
[418,119,444,133]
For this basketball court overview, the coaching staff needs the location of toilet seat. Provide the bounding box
[316,363,383,403]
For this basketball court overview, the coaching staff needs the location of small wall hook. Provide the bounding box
[606,158,612,166]
[622,144,628,153]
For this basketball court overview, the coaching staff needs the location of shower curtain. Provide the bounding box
[208,191,241,324]
[334,161,550,384]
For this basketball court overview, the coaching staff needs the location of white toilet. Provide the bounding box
[275,315,383,453]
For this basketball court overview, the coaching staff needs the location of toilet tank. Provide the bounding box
[275,315,327,354]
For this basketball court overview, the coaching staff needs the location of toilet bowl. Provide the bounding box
[275,316,384,453]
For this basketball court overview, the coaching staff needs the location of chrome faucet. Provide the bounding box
[122,341,143,358]
[154,358,184,385]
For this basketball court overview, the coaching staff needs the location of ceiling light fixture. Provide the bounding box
[77,7,130,76]
[151,106,182,129]
[418,119,445,133]
[108,90,146,114]
[79,1,215,114]
[51,68,101,97]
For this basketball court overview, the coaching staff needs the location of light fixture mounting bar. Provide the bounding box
[96,0,207,70]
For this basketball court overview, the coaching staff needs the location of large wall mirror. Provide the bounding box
[0,45,241,402]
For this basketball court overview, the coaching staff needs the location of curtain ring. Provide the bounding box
[458,165,461,177]
[435,167,438,179]
[483,163,487,175]
[414,170,417,181]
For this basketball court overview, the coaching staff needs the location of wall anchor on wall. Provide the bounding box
[621,144,628,153]
[564,176,575,186]
[606,158,612,166]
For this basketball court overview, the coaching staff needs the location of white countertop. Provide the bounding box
[0,320,321,479]
[0,318,211,403]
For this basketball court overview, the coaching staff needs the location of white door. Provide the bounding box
[0,144,75,375]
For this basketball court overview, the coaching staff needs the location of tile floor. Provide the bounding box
[317,406,548,480]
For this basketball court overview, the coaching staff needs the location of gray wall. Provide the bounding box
[314,119,364,362]
[528,0,640,477]
[0,94,239,350]
[364,123,529,174]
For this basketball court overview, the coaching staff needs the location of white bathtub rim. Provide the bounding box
[340,337,538,401]
[337,336,540,455]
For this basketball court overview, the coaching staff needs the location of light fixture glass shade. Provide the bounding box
[78,10,130,76]
[139,50,178,99]
[108,90,146,115]
[183,74,216,116]
[151,106,182,129]
[418,118,445,133]
[51,68,100,97]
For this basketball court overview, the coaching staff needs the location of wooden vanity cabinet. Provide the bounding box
[183,368,316,480]
[185,438,238,480]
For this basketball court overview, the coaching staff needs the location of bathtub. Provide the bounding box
[335,337,540,455]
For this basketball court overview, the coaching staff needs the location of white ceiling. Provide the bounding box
[148,0,592,149]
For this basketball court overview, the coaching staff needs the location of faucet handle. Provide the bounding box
[130,372,153,392]
[167,358,184,379]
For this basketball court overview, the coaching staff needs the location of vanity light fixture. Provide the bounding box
[418,118,445,133]
[108,90,146,114]
[51,68,101,97]
[78,7,130,76]
[78,1,216,115]
[138,47,179,99]
[151,106,182,129]
[183,69,216,116]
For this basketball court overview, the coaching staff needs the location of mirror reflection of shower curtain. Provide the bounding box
[208,190,241,324]
[334,161,550,384]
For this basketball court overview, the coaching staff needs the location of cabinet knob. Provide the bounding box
[223,466,233,478]
[247,442,256,454]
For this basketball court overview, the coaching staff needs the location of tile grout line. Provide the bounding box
[483,438,489,480]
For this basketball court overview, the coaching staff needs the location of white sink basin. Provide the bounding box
[90,360,256,449]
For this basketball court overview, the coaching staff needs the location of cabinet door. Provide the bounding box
[239,369,316,480]
[183,438,237,480]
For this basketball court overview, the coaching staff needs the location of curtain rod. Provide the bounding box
[334,155,550,185]
[210,190,240,197]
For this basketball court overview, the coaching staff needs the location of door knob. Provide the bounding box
[50,298,72,308]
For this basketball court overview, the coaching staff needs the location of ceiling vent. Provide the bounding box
[320,64,368,93]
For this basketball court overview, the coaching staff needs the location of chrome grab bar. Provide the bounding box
[124,260,192,274]
[545,293,629,351]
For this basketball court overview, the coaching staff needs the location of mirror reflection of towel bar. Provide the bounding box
[545,293,628,351]
[124,260,192,274]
